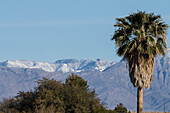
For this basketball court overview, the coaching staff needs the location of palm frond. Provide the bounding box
[112,11,168,59]
[148,45,157,57]
[129,39,137,53]
[156,43,165,56]
[116,18,129,26]
[117,44,129,57]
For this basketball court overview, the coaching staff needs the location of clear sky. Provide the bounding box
[0,0,170,62]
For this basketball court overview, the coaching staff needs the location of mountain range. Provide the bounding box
[0,59,116,73]
[0,49,169,111]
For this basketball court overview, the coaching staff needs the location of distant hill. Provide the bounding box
[0,50,169,111]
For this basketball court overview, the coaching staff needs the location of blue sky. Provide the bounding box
[0,0,170,62]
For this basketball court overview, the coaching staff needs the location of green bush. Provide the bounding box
[0,74,130,113]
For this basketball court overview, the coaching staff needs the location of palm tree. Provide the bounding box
[112,11,168,113]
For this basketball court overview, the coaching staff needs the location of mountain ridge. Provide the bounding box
[0,50,169,111]
[0,59,116,73]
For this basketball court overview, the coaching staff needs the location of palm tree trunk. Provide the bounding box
[137,87,143,113]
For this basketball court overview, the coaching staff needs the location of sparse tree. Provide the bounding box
[112,11,168,113]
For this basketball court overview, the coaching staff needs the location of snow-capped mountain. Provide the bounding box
[0,60,57,72]
[0,59,116,73]
[0,49,169,111]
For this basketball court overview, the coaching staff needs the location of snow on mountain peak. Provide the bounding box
[2,60,34,68]
[0,59,116,73]
[0,60,57,72]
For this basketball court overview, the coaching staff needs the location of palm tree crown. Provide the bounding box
[112,11,168,88]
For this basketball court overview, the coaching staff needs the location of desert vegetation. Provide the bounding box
[0,74,130,113]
